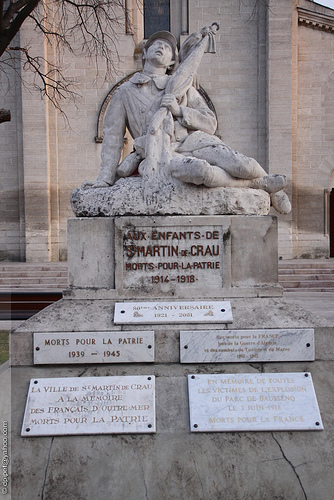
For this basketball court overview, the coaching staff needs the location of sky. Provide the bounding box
[314,0,334,10]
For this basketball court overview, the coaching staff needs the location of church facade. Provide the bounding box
[1,0,334,262]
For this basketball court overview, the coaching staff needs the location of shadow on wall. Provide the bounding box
[295,186,330,258]
[297,186,326,233]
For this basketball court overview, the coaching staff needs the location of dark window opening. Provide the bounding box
[144,0,170,39]
[330,188,334,257]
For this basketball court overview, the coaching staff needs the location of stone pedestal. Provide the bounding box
[66,215,281,298]
[10,215,334,499]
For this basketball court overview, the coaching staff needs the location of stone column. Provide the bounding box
[20,17,51,262]
[267,0,294,259]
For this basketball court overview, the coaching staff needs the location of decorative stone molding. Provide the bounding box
[95,73,135,143]
[298,7,334,33]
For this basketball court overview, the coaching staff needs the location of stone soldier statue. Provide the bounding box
[82,27,290,214]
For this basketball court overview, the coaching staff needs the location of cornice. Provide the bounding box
[298,7,334,33]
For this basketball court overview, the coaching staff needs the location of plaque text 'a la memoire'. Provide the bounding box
[180,329,314,363]
[34,331,154,364]
[21,376,156,436]
[114,301,233,324]
[188,373,323,432]
[121,224,223,289]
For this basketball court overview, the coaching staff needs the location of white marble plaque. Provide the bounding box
[21,375,156,436]
[120,224,223,289]
[180,329,314,363]
[114,301,233,324]
[188,373,323,432]
[33,331,154,364]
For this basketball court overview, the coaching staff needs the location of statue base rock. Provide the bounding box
[70,177,270,217]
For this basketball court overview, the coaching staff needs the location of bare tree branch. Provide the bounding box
[3,0,30,29]
[0,0,41,56]
[3,45,80,124]
[1,0,131,118]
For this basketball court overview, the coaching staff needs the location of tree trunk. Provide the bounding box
[0,109,11,123]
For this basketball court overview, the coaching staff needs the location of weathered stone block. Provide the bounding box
[70,178,270,217]
[67,218,115,289]
[66,215,281,298]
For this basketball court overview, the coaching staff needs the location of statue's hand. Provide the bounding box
[200,26,211,36]
[81,180,111,189]
[161,94,182,117]
[201,23,219,37]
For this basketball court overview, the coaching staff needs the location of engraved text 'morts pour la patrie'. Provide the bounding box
[121,224,223,290]
[21,375,156,436]
[34,331,154,364]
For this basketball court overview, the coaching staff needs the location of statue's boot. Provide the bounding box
[170,156,288,194]
[270,191,291,215]
[249,174,287,194]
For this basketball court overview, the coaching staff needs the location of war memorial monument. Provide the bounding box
[10,25,334,499]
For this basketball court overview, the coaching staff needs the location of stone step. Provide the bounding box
[0,265,67,276]
[279,268,334,275]
[278,259,334,292]
[279,274,334,282]
[284,287,334,293]
[0,263,68,269]
[0,269,67,279]
[0,284,66,290]
[281,281,334,289]
[0,276,67,285]
[0,263,68,291]
[278,261,334,269]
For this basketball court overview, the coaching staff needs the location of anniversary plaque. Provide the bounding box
[114,301,233,324]
[180,329,315,363]
[120,223,223,289]
[34,331,154,364]
[21,375,156,436]
[188,373,323,432]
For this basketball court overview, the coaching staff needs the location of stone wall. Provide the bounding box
[294,0,334,257]
[0,34,25,261]
[1,9,141,262]
[268,0,295,259]
[1,0,334,262]
[19,13,140,262]
[190,0,267,167]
